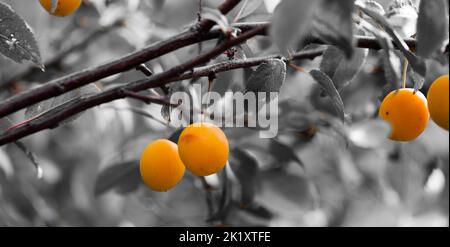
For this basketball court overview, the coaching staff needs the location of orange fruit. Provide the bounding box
[379,88,429,141]
[140,139,185,192]
[39,0,82,17]
[178,123,229,176]
[427,75,449,130]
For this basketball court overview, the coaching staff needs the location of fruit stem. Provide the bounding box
[202,74,215,123]
[402,59,409,89]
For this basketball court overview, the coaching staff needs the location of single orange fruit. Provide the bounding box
[379,88,429,141]
[178,123,229,176]
[140,139,185,192]
[39,0,82,17]
[427,75,449,130]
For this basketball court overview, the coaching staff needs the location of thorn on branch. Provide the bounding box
[136,64,153,77]
[135,64,170,94]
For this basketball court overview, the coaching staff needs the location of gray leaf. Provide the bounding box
[14,141,42,179]
[359,17,402,89]
[385,0,418,38]
[245,59,286,94]
[312,0,356,58]
[269,139,304,168]
[202,7,230,32]
[161,105,171,122]
[320,46,345,79]
[235,0,265,21]
[25,83,100,123]
[355,0,386,16]
[310,69,346,122]
[321,46,368,90]
[359,6,427,77]
[95,160,140,196]
[332,48,368,89]
[417,0,449,58]
[410,68,426,92]
[0,2,42,68]
[270,0,318,54]
[229,148,259,207]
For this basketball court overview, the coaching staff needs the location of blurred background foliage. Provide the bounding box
[0,0,448,226]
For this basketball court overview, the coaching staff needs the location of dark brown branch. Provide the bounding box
[0,26,431,146]
[0,30,427,146]
[231,22,420,51]
[176,47,327,82]
[0,17,425,119]
[0,20,124,91]
[0,16,442,146]
[0,0,243,118]
[0,26,266,146]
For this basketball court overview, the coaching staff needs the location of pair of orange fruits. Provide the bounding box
[140,123,229,192]
[141,75,449,191]
[379,75,449,142]
[39,0,81,16]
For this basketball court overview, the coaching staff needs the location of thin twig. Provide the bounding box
[101,105,168,126]
[120,89,177,107]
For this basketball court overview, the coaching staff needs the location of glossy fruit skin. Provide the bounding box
[140,139,185,192]
[379,88,429,142]
[39,0,82,17]
[178,123,229,177]
[427,75,449,130]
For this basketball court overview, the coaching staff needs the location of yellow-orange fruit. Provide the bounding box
[178,123,229,176]
[39,0,82,17]
[140,139,185,192]
[427,75,449,130]
[379,88,429,141]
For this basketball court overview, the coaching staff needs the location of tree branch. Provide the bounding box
[0,20,124,91]
[1,9,445,146]
[0,26,433,146]
[0,0,243,119]
[177,47,327,82]
[0,17,424,119]
[0,26,266,146]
